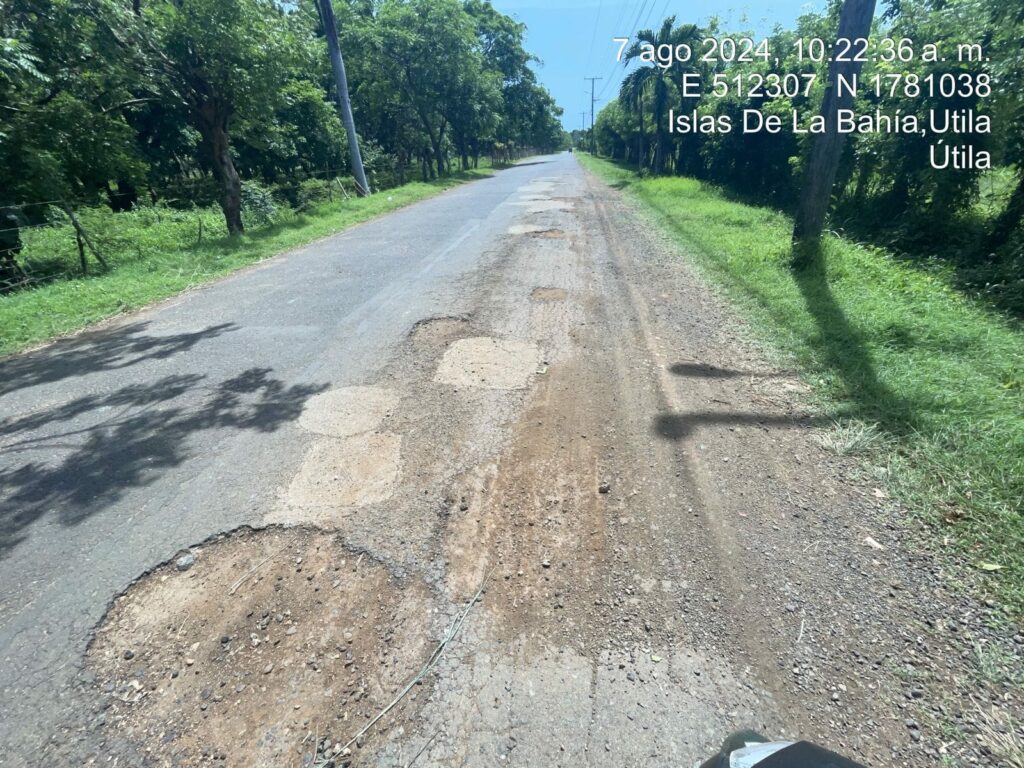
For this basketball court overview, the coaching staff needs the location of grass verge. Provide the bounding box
[579,153,1024,617]
[0,169,490,356]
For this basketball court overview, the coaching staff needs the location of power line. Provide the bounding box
[641,0,661,32]
[595,0,653,101]
[585,0,604,76]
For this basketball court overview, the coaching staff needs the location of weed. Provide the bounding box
[975,705,1024,768]
[818,419,892,456]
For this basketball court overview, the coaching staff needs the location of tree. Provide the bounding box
[142,0,301,234]
[621,18,681,174]
[370,0,479,178]
[1,0,150,207]
[791,0,877,254]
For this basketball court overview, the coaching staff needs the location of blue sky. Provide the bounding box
[491,0,829,130]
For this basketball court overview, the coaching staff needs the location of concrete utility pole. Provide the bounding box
[584,77,602,154]
[318,0,370,197]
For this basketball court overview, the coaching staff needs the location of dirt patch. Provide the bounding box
[86,527,430,767]
[434,336,540,390]
[441,359,608,640]
[530,287,567,302]
[279,432,402,521]
[298,386,398,438]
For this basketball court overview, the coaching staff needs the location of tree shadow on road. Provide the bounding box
[668,362,790,379]
[0,365,328,556]
[0,321,238,398]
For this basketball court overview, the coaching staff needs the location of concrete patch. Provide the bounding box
[401,640,774,767]
[434,337,541,390]
[86,527,430,767]
[518,182,555,194]
[298,386,398,438]
[284,432,402,513]
[507,224,547,235]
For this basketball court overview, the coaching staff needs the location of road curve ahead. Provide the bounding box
[2,154,951,766]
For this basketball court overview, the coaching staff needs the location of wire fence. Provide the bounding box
[0,166,369,291]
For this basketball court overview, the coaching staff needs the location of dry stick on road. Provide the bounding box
[227,548,284,595]
[340,568,494,753]
[404,732,439,768]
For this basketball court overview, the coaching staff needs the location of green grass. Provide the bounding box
[579,154,1024,617]
[0,169,491,356]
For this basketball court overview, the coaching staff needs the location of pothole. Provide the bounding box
[434,337,541,390]
[281,432,403,519]
[520,200,573,214]
[298,386,398,438]
[507,224,566,239]
[409,315,471,349]
[531,287,567,302]
[86,527,430,767]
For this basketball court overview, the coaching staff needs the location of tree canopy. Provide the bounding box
[0,0,565,233]
[593,0,1023,313]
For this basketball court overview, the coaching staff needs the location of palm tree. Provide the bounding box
[619,68,647,172]
[621,17,683,175]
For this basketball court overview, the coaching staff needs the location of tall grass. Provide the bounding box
[581,155,1024,616]
[0,170,489,356]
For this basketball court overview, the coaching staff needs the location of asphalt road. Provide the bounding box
[1,154,1011,768]
[0,157,567,762]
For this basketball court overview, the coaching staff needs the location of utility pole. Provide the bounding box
[317,0,370,197]
[584,76,602,155]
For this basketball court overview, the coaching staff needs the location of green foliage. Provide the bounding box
[240,180,278,227]
[583,154,1024,616]
[1,0,562,228]
[595,2,1024,311]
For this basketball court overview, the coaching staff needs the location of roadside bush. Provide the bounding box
[240,181,278,227]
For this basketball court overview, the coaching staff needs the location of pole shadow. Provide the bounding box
[790,241,917,433]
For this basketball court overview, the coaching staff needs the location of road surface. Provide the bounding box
[0,154,1007,767]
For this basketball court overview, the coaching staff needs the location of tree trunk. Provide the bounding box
[792,0,877,254]
[200,110,244,236]
[988,170,1024,250]
[637,92,645,173]
[853,153,876,203]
